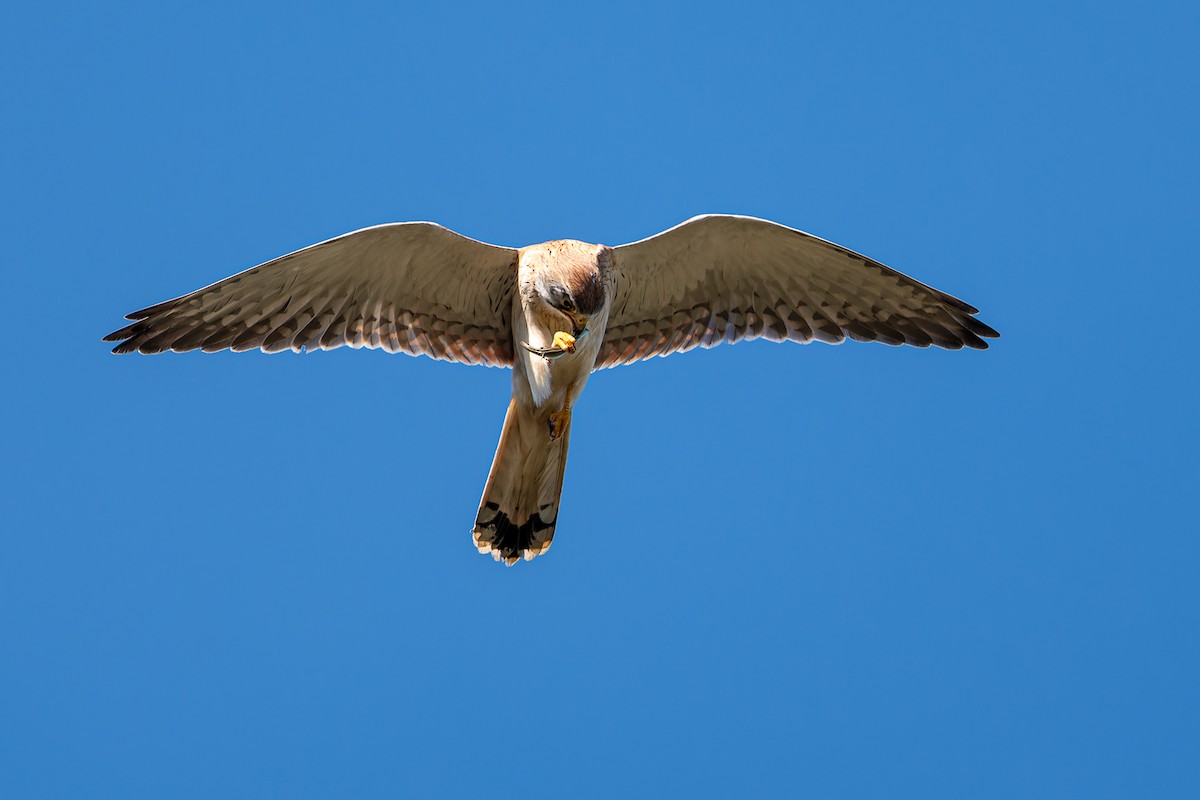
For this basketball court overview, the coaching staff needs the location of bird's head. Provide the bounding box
[542,283,591,335]
[520,240,611,335]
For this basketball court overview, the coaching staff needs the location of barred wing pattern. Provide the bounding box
[598,215,998,368]
[105,223,519,366]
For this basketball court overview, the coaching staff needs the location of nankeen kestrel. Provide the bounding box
[105,215,998,564]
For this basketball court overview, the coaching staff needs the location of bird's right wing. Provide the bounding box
[598,215,998,368]
[105,222,520,367]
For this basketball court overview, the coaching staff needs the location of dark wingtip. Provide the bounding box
[104,319,143,352]
[125,298,179,321]
[972,319,1001,339]
[946,297,980,315]
[965,335,989,350]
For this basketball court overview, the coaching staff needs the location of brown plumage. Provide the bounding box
[470,240,612,563]
[104,214,998,565]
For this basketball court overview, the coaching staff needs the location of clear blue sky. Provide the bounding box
[3,1,1197,797]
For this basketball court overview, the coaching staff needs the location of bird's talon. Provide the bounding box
[552,331,577,352]
[547,408,571,440]
[519,330,579,361]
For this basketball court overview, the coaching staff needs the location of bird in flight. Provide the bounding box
[105,214,998,564]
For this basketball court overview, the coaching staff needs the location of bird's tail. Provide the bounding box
[473,398,571,565]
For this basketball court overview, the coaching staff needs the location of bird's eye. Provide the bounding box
[548,285,576,312]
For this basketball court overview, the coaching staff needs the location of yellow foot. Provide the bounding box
[547,407,572,440]
[551,331,577,352]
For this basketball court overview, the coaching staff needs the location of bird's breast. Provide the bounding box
[515,306,607,409]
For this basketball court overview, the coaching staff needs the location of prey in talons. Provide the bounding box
[552,330,577,351]
[520,325,588,361]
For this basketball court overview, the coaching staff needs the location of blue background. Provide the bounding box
[3,1,1198,796]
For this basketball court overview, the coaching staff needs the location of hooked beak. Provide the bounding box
[569,314,589,337]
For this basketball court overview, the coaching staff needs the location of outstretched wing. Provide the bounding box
[598,215,998,368]
[105,222,519,367]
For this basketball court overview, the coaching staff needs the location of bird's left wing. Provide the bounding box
[597,215,998,368]
[105,222,519,367]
